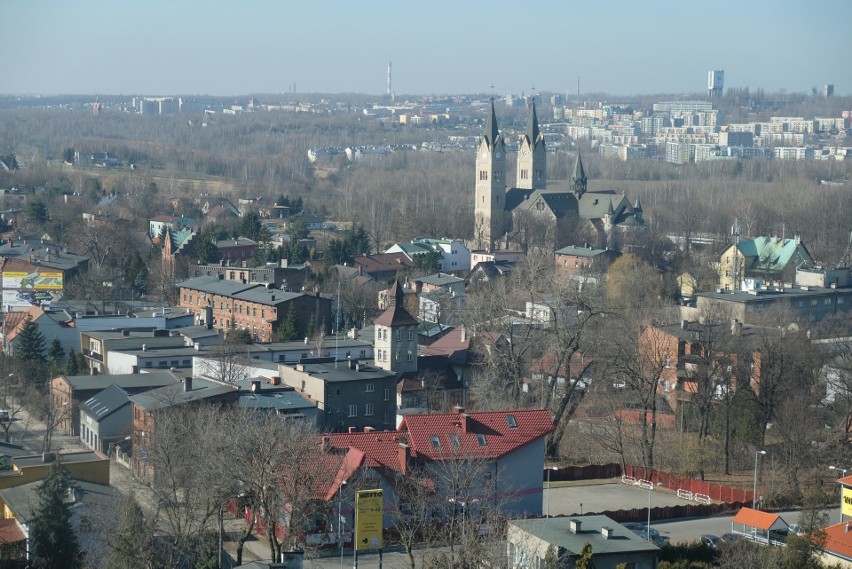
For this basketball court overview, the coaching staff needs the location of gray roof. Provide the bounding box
[215,238,258,248]
[61,371,179,392]
[510,515,659,556]
[177,325,222,341]
[129,377,237,411]
[177,275,259,296]
[79,384,130,421]
[0,239,89,271]
[232,287,301,306]
[289,361,396,383]
[505,188,579,218]
[11,451,104,470]
[555,246,610,258]
[239,390,315,411]
[414,273,464,287]
[0,479,119,524]
[117,346,204,358]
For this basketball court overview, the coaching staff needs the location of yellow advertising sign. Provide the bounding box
[842,486,852,517]
[2,271,63,290]
[355,489,383,551]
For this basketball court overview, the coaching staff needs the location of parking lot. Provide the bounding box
[544,479,693,517]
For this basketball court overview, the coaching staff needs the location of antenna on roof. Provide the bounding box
[334,280,341,369]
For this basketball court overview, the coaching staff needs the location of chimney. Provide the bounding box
[569,519,582,534]
[270,376,281,386]
[601,526,614,539]
[321,435,332,451]
[348,426,357,433]
[846,522,851,533]
[194,342,200,351]
[364,426,375,432]
[681,320,688,330]
[398,441,410,473]
[142,344,147,352]
[731,319,743,337]
[251,379,261,393]
[183,376,193,392]
[460,326,466,342]
[349,359,357,370]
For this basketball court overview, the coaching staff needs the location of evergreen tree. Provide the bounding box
[28,462,82,569]
[15,317,46,362]
[576,542,595,569]
[47,338,65,367]
[67,348,79,375]
[276,306,299,342]
[105,493,161,568]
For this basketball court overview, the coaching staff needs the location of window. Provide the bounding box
[396,330,401,341]
[476,433,487,446]
[365,403,374,416]
[407,350,413,362]
[377,349,383,361]
[365,383,374,393]
[479,170,488,181]
[383,388,389,401]
[395,352,400,361]
[450,434,460,448]
[824,298,833,305]
[348,405,357,417]
[336,389,341,396]
[506,415,518,428]
[494,170,502,181]
[408,329,414,341]
[431,435,441,448]
[810,300,818,307]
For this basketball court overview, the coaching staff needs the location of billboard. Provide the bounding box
[2,271,64,290]
[842,486,852,518]
[355,489,383,551]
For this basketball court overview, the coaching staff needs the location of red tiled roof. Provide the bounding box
[400,409,553,462]
[397,378,424,394]
[0,518,24,544]
[732,507,787,531]
[838,475,852,486]
[4,306,44,342]
[420,327,471,364]
[327,431,408,475]
[352,253,412,273]
[822,522,852,560]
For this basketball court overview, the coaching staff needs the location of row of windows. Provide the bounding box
[430,433,488,448]
[477,170,503,181]
[348,403,375,417]
[376,349,415,362]
[377,328,414,342]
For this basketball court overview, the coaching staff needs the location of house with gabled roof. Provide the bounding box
[719,235,812,291]
[78,383,132,454]
[321,407,553,526]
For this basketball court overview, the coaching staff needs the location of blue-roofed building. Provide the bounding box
[78,384,132,454]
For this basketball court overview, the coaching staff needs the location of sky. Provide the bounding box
[1,0,850,98]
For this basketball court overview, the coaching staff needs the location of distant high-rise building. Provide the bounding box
[708,70,724,98]
[822,84,834,98]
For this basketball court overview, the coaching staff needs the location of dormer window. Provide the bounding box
[506,415,518,429]
[476,433,487,446]
[450,434,460,448]
[431,435,441,448]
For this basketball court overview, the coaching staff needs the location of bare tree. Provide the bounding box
[197,338,251,384]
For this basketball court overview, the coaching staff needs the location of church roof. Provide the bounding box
[571,151,587,190]
[525,100,542,148]
[484,99,501,150]
[578,192,626,220]
[505,188,579,218]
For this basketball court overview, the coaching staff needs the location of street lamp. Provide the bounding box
[644,482,661,541]
[753,450,766,509]
[449,498,479,541]
[829,466,848,524]
[338,480,347,569]
[546,466,558,518]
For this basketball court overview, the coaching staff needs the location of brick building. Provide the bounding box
[178,275,332,342]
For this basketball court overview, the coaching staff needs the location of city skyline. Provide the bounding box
[1,0,850,98]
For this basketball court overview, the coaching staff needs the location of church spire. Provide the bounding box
[526,99,541,146]
[485,98,500,150]
[571,151,587,197]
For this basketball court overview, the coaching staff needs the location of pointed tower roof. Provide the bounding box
[374,280,418,327]
[571,151,587,195]
[633,196,643,212]
[606,199,614,216]
[526,100,541,145]
[484,99,500,149]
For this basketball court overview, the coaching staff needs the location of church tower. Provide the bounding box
[516,100,546,190]
[373,280,418,375]
[474,100,506,250]
[570,151,587,198]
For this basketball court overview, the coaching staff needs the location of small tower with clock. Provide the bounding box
[474,99,507,250]
[516,99,546,191]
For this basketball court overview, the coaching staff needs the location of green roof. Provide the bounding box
[509,515,659,556]
[735,237,812,273]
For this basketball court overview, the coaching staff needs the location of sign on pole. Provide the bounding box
[354,489,383,551]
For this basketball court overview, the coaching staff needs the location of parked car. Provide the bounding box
[700,534,721,549]
[720,532,743,542]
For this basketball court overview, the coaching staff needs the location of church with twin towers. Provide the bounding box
[474,100,645,252]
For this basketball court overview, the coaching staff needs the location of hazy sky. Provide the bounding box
[2,0,850,97]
